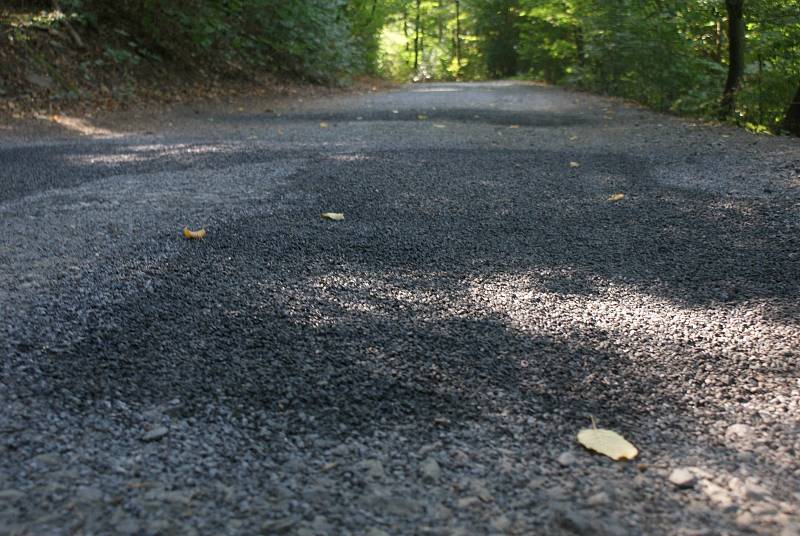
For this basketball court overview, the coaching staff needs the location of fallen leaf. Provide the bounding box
[417,114,428,120]
[569,135,579,141]
[182,227,206,239]
[433,123,446,128]
[509,124,520,129]
[321,212,345,221]
[577,427,638,461]
[607,193,625,202]
[569,161,580,168]
[319,122,330,128]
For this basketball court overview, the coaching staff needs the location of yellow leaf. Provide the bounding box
[607,193,625,202]
[509,124,520,129]
[417,114,428,120]
[569,135,578,141]
[319,122,330,128]
[182,227,206,239]
[321,212,345,221]
[577,428,638,460]
[569,161,580,168]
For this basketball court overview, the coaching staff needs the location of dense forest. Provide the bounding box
[1,0,799,133]
[378,0,800,134]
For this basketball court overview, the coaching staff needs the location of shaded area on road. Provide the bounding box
[30,145,798,444]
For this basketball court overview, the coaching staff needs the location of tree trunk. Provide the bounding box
[720,0,745,118]
[403,7,409,51]
[575,25,585,66]
[781,82,800,136]
[413,0,421,73]
[455,0,461,68]
[437,0,444,43]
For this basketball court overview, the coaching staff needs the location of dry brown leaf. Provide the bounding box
[321,212,345,221]
[182,227,206,239]
[607,193,625,202]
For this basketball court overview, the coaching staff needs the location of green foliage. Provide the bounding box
[509,0,800,131]
[375,0,799,131]
[378,0,479,81]
[469,0,520,78]
[61,0,387,83]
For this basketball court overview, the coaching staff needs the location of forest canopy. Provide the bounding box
[2,0,799,133]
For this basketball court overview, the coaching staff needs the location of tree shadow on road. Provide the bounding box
[31,144,798,444]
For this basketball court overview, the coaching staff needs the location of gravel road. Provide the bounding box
[1,81,799,535]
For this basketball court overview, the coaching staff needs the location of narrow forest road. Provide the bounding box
[2,82,799,536]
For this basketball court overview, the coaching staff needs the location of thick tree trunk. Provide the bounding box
[781,83,800,136]
[720,0,745,118]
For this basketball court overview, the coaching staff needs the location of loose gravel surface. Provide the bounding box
[1,81,800,536]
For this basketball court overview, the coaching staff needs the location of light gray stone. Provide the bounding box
[668,468,697,489]
[76,486,103,502]
[725,423,754,440]
[468,479,493,502]
[490,514,511,531]
[142,426,169,442]
[260,518,297,534]
[420,458,442,484]
[558,452,577,467]
[587,492,611,507]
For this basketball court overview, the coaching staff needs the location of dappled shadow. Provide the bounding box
[30,143,798,439]
[219,107,597,129]
[4,138,796,313]
[0,139,294,202]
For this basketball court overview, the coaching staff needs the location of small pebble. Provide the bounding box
[668,468,697,489]
[558,452,577,467]
[587,492,611,507]
[420,458,442,484]
[141,426,169,442]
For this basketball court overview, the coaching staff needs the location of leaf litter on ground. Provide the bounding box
[321,212,345,221]
[576,417,638,461]
[182,227,206,239]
